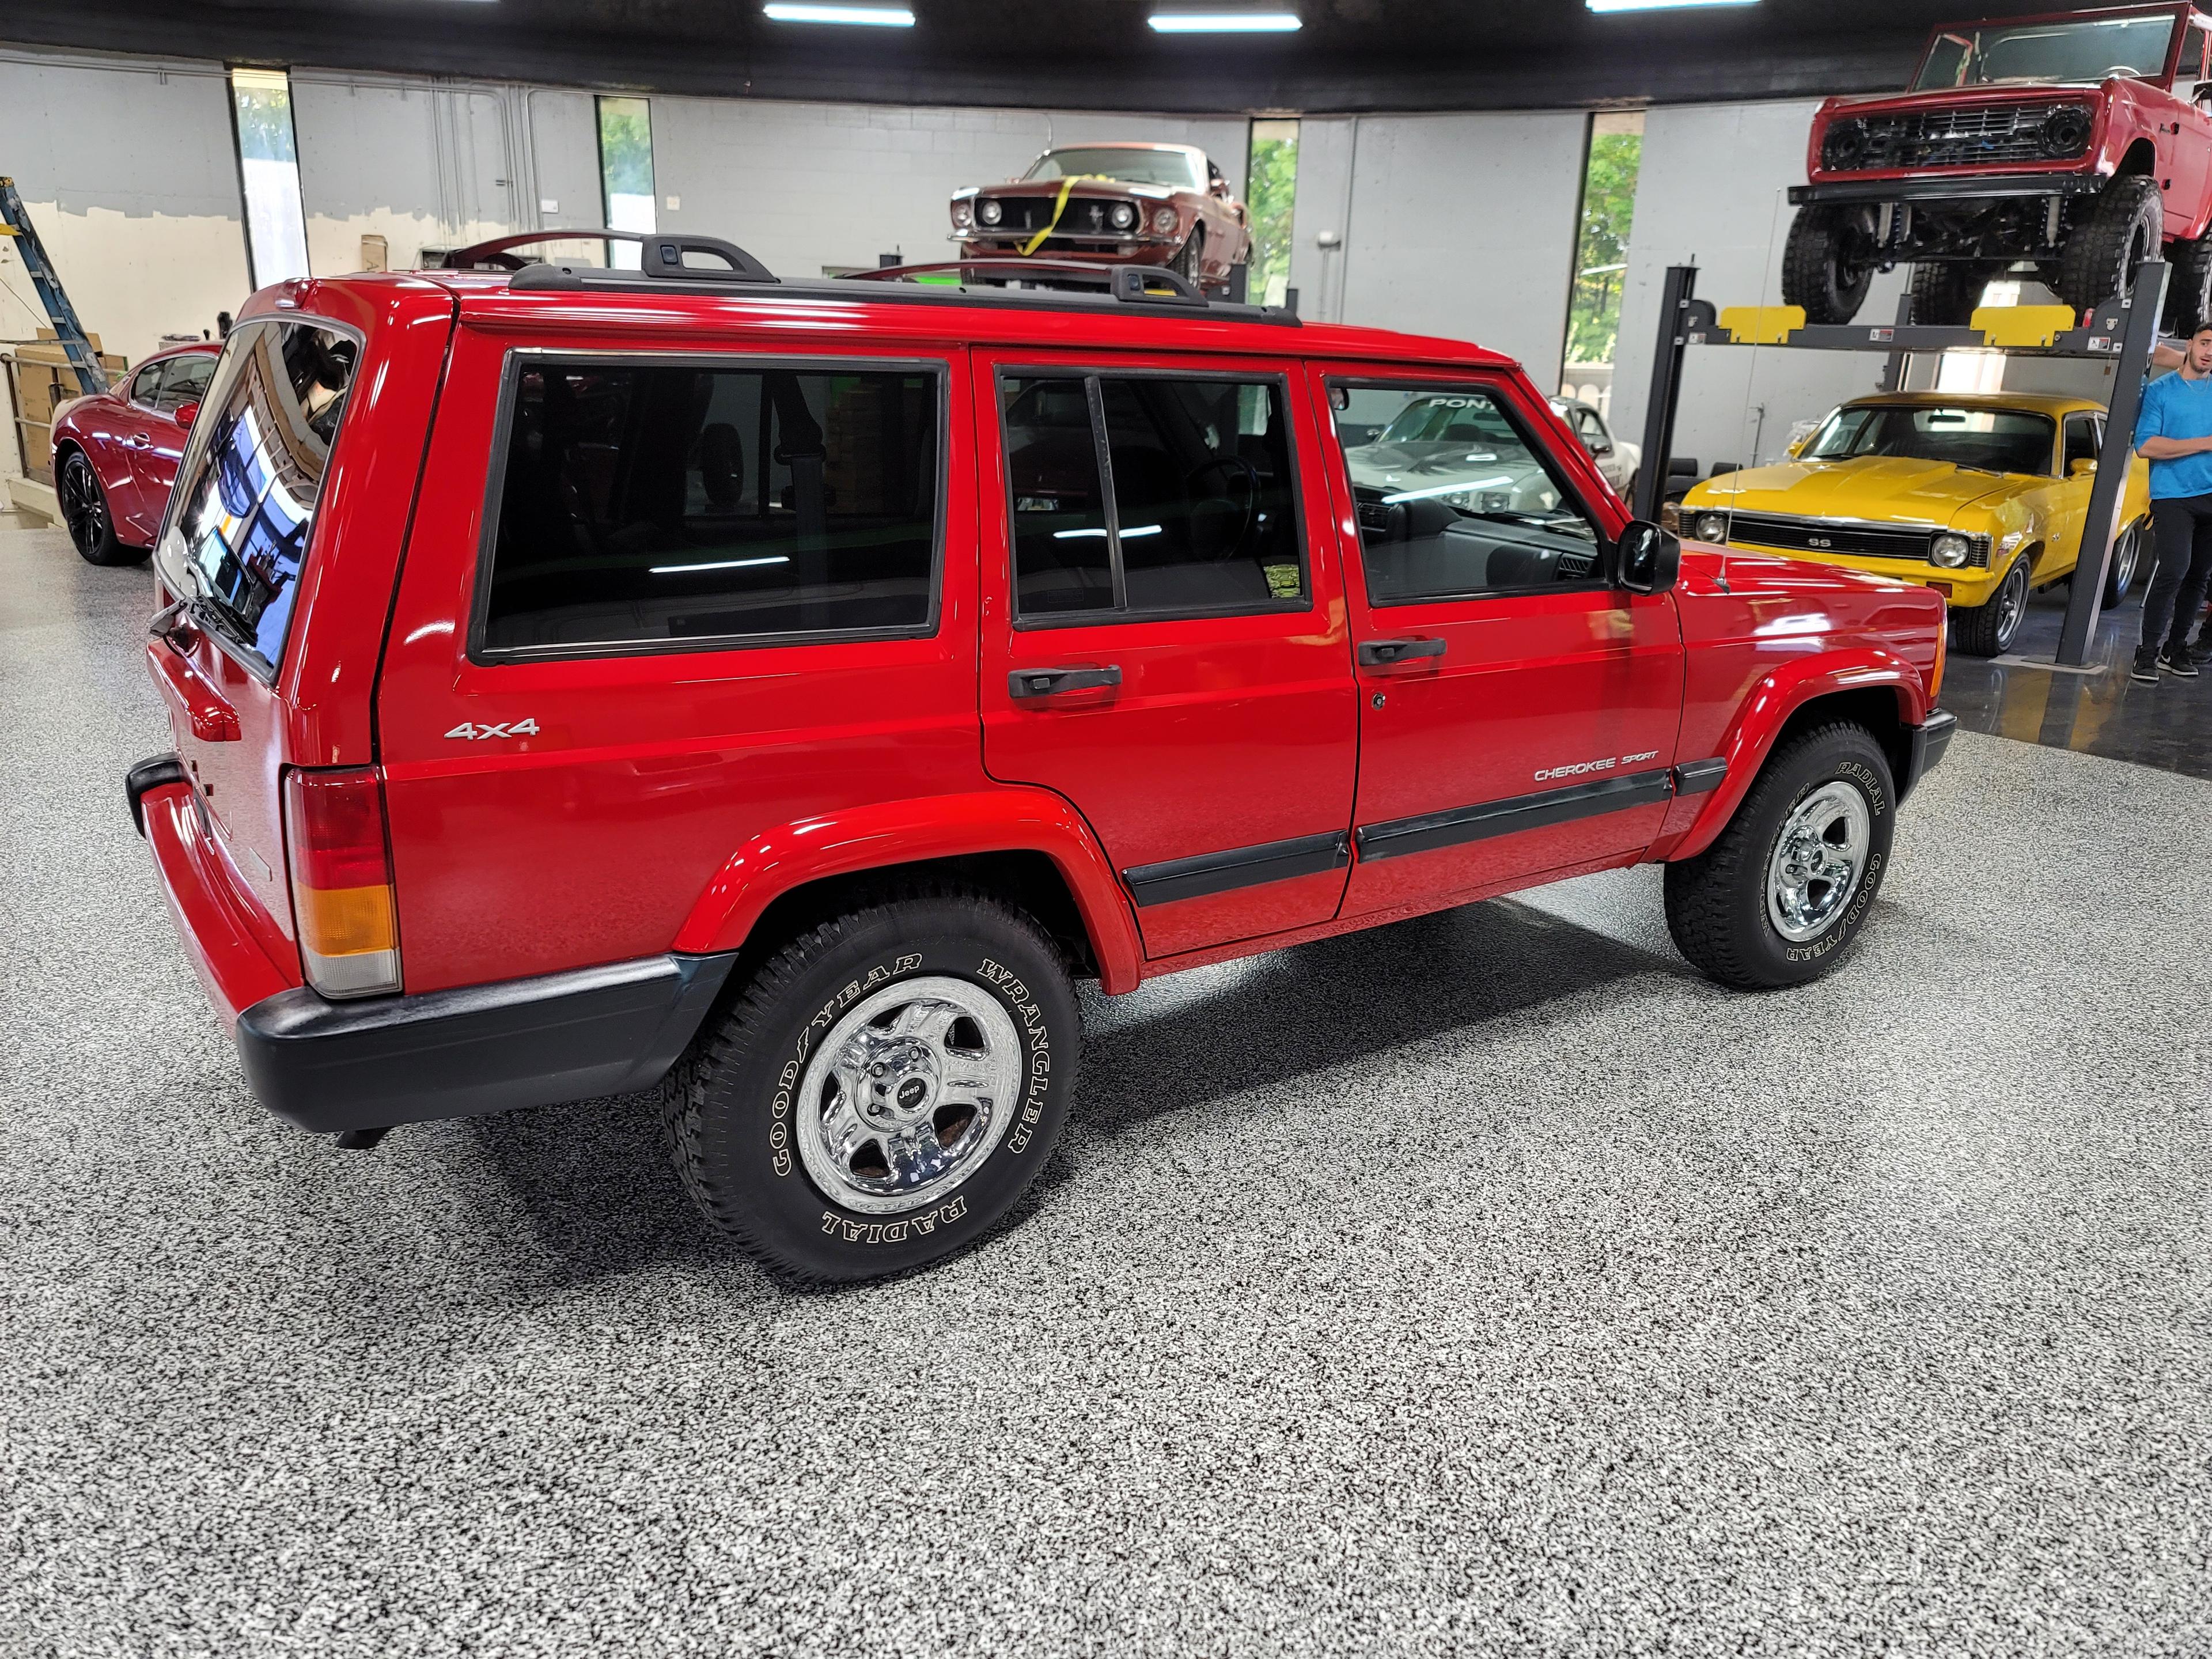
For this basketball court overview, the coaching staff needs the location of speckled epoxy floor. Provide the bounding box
[3,527,2208,1657]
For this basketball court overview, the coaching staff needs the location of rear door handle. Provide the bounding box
[1009,665,1123,699]
[1356,637,1446,667]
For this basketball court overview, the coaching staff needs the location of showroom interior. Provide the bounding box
[2,0,2207,1652]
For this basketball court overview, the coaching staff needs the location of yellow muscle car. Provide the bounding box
[1681,392,2150,658]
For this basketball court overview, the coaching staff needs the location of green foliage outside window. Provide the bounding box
[598,97,656,203]
[1246,120,1299,308]
[1565,127,1642,368]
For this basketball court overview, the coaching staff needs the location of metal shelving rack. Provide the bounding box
[1631,261,2168,668]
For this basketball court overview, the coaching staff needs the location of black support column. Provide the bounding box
[2058,260,2167,668]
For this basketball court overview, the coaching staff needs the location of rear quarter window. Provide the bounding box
[154,320,360,675]
[474,357,945,658]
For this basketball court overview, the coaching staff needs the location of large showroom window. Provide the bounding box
[228,67,312,288]
[597,95,657,271]
[1560,110,1642,422]
[1245,119,1300,308]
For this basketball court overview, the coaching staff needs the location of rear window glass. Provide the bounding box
[479,360,942,654]
[156,320,358,675]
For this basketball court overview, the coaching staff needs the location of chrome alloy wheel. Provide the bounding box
[1766,780,1873,943]
[796,976,1023,1215]
[1994,557,2030,650]
[59,455,107,554]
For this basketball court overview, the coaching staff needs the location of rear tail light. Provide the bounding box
[283,767,401,999]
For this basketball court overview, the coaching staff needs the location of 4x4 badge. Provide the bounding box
[445,719,540,741]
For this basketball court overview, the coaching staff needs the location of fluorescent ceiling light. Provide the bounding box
[1587,0,1756,12]
[1054,525,1162,539]
[1149,12,1302,32]
[763,3,916,24]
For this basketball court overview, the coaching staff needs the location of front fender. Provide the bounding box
[672,787,1145,994]
[1659,647,1930,863]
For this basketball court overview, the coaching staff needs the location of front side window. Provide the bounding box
[129,363,167,408]
[1332,380,1602,603]
[155,320,358,675]
[1805,403,2055,475]
[2063,413,2101,472]
[479,360,942,654]
[1002,372,1305,622]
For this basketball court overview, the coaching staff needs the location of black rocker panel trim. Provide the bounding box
[1903,709,1957,800]
[1123,830,1352,907]
[1672,757,1728,796]
[125,751,188,836]
[1355,769,1675,862]
[234,952,737,1134]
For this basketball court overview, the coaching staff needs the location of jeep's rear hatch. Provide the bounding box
[145,276,455,1008]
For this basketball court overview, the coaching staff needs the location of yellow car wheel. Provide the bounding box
[1956,554,2033,658]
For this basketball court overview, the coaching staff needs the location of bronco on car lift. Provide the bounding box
[1632,260,2169,669]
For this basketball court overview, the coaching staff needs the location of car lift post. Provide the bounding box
[1633,264,1699,525]
[2057,259,2166,667]
[1646,259,2168,671]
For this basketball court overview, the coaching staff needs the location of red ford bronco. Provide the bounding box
[127,234,1955,1284]
[1785,3,2212,328]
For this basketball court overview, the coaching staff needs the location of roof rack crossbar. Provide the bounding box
[851,258,1211,306]
[435,228,777,285]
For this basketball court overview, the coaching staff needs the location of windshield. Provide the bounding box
[1377,393,1521,448]
[1914,14,2177,88]
[1339,385,1585,527]
[1804,404,2055,475]
[1024,147,1205,190]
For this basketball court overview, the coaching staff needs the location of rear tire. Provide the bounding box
[2055,175,2162,316]
[2165,227,2212,332]
[660,888,1080,1286]
[1954,553,2032,657]
[59,450,144,567]
[1664,723,1897,990]
[2102,517,2147,608]
[1908,260,1997,327]
[1782,204,1876,325]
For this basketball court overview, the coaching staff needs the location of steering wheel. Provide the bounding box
[1185,454,1260,553]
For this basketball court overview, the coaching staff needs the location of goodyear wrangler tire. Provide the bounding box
[1662,724,1896,990]
[1781,204,1876,325]
[661,889,1080,1285]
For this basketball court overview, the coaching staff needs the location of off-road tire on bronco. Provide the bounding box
[659,887,1080,1286]
[1782,204,1877,325]
[1664,723,1897,990]
[2055,175,2163,317]
[1908,260,1999,328]
[2164,226,2212,333]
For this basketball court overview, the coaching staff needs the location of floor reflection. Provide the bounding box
[1941,589,2211,781]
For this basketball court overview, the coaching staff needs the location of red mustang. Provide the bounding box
[951,142,1252,294]
[51,340,221,566]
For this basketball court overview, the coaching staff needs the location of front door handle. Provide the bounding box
[1009,665,1123,699]
[1356,637,1446,667]
[127,432,151,449]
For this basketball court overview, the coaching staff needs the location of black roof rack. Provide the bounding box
[505,247,1300,325]
[435,228,777,283]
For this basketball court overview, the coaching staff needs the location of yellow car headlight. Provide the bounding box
[1691,510,1729,543]
[1930,533,1972,569]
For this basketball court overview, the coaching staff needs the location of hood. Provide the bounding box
[1690,456,2030,525]
[1345,438,1536,487]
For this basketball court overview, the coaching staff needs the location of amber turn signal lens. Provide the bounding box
[283,767,402,999]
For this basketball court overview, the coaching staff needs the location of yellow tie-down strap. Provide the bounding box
[1717,305,1806,345]
[1974,304,2077,348]
[1020,175,1113,257]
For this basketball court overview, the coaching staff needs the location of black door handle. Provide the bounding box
[1009,665,1123,699]
[1356,637,1446,667]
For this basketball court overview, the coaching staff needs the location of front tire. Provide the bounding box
[2055,175,2162,315]
[661,888,1080,1285]
[59,450,143,567]
[1781,204,1876,325]
[1954,552,2032,657]
[1172,225,1205,287]
[1664,723,1897,990]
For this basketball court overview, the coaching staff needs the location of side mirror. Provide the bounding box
[2194,79,2212,105]
[1613,519,1681,594]
[172,400,202,430]
[1589,440,1613,457]
[1787,434,1810,459]
[2070,456,2097,477]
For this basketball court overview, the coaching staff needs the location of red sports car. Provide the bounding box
[951,142,1252,294]
[51,340,221,566]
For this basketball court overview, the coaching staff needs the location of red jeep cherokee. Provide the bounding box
[127,235,1955,1284]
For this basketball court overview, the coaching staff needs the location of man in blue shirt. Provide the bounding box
[2131,319,2212,681]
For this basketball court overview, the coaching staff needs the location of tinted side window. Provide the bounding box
[165,355,216,408]
[1002,372,1305,622]
[155,320,358,673]
[1331,381,1601,603]
[129,362,167,408]
[480,361,941,654]
[2063,414,2099,471]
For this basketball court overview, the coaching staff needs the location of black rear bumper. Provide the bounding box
[235,953,736,1134]
[1904,709,1959,800]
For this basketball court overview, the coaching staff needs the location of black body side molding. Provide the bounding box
[1356,769,1675,862]
[1123,831,1351,907]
